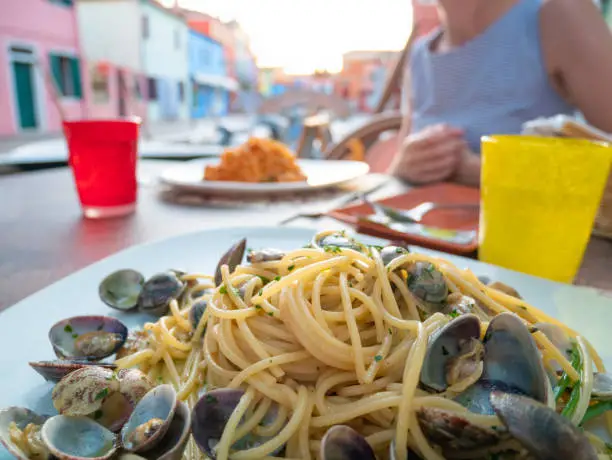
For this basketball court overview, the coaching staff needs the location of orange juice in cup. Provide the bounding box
[479,135,612,283]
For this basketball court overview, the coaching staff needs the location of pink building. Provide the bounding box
[0,0,87,137]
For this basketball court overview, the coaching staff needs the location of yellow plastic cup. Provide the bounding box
[479,135,612,283]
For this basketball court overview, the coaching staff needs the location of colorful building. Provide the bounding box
[188,31,236,118]
[226,21,259,113]
[76,0,147,121]
[76,0,189,124]
[0,0,86,136]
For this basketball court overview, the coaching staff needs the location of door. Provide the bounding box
[12,61,38,129]
[117,70,127,117]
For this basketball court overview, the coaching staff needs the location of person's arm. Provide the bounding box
[542,0,612,133]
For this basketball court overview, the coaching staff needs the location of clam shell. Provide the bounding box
[29,360,116,383]
[49,316,128,361]
[215,239,247,287]
[0,407,49,460]
[379,245,409,266]
[99,269,144,311]
[52,366,119,416]
[116,368,154,408]
[121,384,178,453]
[41,415,117,460]
[144,401,191,460]
[420,314,481,392]
[320,425,376,460]
[137,273,185,317]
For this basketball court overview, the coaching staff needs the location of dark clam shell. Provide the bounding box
[49,316,128,361]
[29,360,116,383]
[315,232,364,252]
[189,300,207,331]
[379,245,409,266]
[407,261,449,306]
[137,272,185,317]
[143,401,191,460]
[215,238,247,287]
[320,425,376,460]
[99,269,144,311]
[191,389,244,459]
[491,392,597,460]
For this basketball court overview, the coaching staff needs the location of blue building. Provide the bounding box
[188,30,237,118]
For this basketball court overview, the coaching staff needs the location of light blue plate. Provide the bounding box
[0,227,610,458]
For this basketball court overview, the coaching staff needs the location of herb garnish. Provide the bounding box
[258,276,270,284]
[219,285,227,294]
[96,324,104,331]
[64,324,73,333]
[95,388,110,401]
[274,276,281,281]
[255,305,262,310]
[72,333,79,339]
[374,355,383,362]
[441,345,449,356]
[267,312,274,317]
[323,245,342,254]
[205,394,218,404]
[287,265,295,272]
[448,310,460,319]
[388,328,393,335]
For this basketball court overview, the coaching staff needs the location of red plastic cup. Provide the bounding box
[64,118,141,219]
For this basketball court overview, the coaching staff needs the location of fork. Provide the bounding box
[362,196,479,224]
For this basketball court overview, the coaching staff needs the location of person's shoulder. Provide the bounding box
[540,0,602,24]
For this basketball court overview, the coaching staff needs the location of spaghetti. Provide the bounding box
[114,230,610,460]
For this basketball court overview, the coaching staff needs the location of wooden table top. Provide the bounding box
[1,160,611,310]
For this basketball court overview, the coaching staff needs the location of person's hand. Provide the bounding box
[389,124,467,184]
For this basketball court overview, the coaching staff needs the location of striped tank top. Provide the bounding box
[405,0,576,154]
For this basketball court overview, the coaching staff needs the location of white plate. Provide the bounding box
[159,158,370,194]
[0,227,610,459]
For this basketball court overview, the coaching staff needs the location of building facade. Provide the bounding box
[76,0,146,121]
[188,30,234,118]
[141,0,189,122]
[0,0,86,136]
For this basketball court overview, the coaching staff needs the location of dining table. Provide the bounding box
[1,159,611,311]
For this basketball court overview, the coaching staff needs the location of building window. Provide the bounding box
[174,29,181,49]
[134,77,142,99]
[90,64,110,104]
[178,81,185,102]
[142,16,149,39]
[147,77,158,101]
[49,0,74,7]
[49,53,82,99]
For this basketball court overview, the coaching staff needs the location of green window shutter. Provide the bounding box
[71,57,83,99]
[49,53,64,96]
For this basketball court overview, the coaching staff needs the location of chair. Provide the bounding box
[322,25,420,172]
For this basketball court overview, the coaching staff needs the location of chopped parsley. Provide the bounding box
[274,276,281,281]
[287,265,295,272]
[96,324,104,331]
[388,328,393,335]
[519,305,528,310]
[258,276,270,284]
[95,388,110,401]
[205,394,218,404]
[255,305,262,310]
[219,285,227,295]
[441,345,449,356]
[267,312,274,317]
[64,324,73,333]
[72,333,79,339]
[93,410,103,420]
[374,355,383,362]
[395,247,406,254]
[370,245,384,252]
[258,289,263,296]
[157,376,163,383]
[323,245,342,254]
[448,310,460,319]
[246,247,253,253]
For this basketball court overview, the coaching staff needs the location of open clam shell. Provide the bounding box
[320,425,376,460]
[0,407,50,460]
[420,314,481,392]
[29,360,116,383]
[215,238,247,287]
[313,231,365,252]
[41,415,117,460]
[99,269,145,311]
[49,316,128,361]
[144,401,191,460]
[379,245,409,267]
[121,384,178,453]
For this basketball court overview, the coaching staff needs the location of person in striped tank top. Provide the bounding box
[389,0,612,186]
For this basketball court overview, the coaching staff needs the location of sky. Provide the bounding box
[173,0,413,74]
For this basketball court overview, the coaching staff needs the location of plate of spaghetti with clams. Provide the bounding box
[0,227,611,460]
